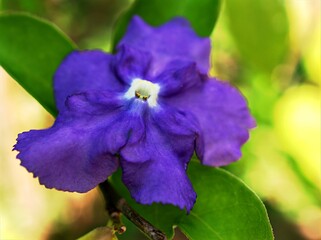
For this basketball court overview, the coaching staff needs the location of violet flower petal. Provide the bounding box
[54,50,126,111]
[63,91,147,155]
[119,16,211,76]
[121,157,196,212]
[14,127,119,193]
[165,78,256,166]
[114,45,152,84]
[155,60,202,96]
[120,105,200,211]
[121,104,201,163]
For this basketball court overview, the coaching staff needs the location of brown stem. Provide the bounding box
[99,180,167,240]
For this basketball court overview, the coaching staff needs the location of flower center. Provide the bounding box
[124,78,160,107]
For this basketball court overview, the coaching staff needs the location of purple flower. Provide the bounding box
[14,16,255,211]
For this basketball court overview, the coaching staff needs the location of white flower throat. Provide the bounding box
[124,78,160,107]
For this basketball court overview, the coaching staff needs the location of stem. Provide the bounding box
[99,180,167,240]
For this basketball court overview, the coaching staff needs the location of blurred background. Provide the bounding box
[0,0,320,239]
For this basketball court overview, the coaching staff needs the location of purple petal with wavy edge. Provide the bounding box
[165,78,256,166]
[14,127,119,192]
[114,45,152,84]
[14,91,146,192]
[119,16,211,77]
[121,157,196,212]
[54,50,126,112]
[120,105,200,211]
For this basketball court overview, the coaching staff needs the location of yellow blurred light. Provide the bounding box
[244,127,314,213]
[274,84,321,186]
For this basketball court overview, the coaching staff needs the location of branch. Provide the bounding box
[99,180,167,240]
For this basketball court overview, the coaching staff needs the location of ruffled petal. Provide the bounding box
[165,78,256,166]
[119,16,211,76]
[121,157,196,212]
[14,127,119,192]
[54,50,126,111]
[114,45,152,84]
[120,105,200,211]
[14,91,145,192]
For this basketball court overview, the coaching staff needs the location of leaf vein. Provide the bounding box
[189,212,224,240]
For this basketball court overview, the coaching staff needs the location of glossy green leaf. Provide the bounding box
[0,13,76,116]
[224,0,289,73]
[112,161,273,240]
[112,0,222,48]
[179,161,274,240]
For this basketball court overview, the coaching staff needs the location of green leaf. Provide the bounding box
[0,13,76,116]
[112,161,273,240]
[224,0,289,73]
[178,161,274,240]
[112,0,222,48]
